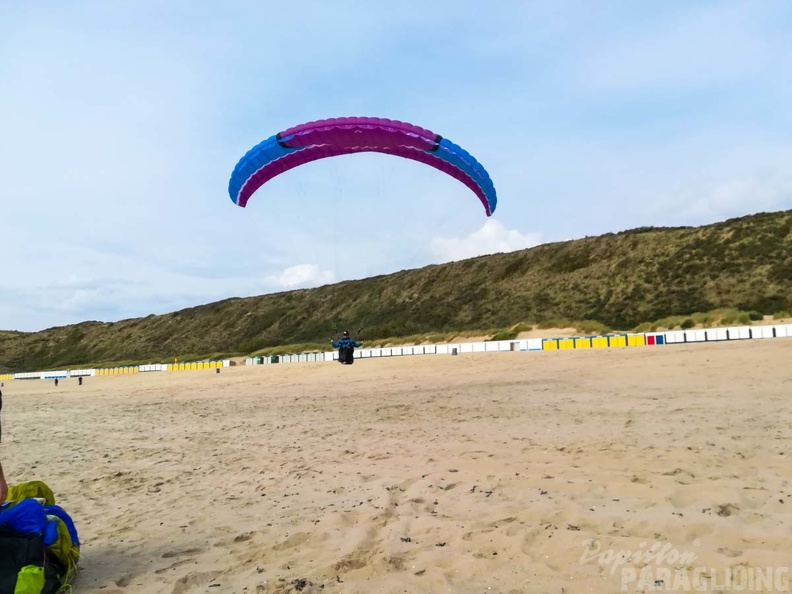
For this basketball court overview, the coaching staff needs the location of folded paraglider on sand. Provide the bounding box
[0,481,80,594]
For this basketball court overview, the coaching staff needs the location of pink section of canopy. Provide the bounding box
[279,117,438,148]
[237,145,491,215]
[237,117,490,214]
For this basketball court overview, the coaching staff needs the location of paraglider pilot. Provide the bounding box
[332,331,362,365]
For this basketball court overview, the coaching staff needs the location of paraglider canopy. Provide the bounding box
[228,117,497,216]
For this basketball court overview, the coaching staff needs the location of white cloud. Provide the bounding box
[650,172,792,224]
[429,219,543,263]
[268,264,335,289]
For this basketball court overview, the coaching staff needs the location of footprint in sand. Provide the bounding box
[662,468,696,484]
[161,547,203,559]
[170,571,223,594]
[386,556,406,571]
[717,547,743,558]
[272,532,312,551]
[667,488,703,509]
[716,503,740,517]
[212,532,255,547]
[738,487,770,510]
[334,553,367,573]
[155,558,194,574]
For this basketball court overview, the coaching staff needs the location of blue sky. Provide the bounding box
[1,1,791,332]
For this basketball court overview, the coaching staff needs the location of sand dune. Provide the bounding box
[1,339,790,593]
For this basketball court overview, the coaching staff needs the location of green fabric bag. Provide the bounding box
[13,566,44,594]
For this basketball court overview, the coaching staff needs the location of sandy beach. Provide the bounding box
[1,339,791,593]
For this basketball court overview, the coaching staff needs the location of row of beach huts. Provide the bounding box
[2,323,790,381]
[245,322,792,364]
